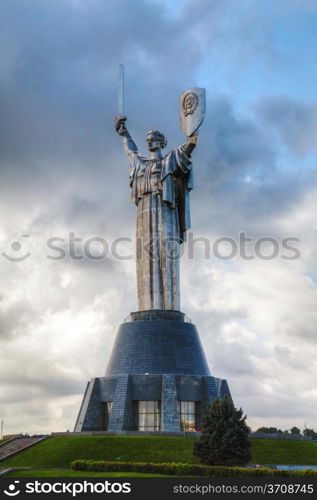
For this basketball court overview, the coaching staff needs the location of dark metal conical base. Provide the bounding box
[105,310,210,377]
[75,311,231,433]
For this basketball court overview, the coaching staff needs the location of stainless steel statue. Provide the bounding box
[115,66,205,311]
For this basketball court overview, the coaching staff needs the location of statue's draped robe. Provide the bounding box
[128,145,193,311]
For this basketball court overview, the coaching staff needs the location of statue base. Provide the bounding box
[74,311,231,432]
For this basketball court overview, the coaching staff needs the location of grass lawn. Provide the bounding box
[8,469,172,477]
[1,437,317,469]
[251,439,317,465]
[1,436,197,468]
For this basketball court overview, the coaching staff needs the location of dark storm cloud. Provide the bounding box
[0,0,224,243]
[0,0,272,177]
[256,96,317,155]
[1,0,313,241]
[0,0,207,168]
[187,96,317,239]
[0,377,82,403]
[0,361,84,399]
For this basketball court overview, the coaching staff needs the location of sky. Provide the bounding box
[0,0,317,435]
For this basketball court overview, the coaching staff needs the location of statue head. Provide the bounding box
[147,130,167,151]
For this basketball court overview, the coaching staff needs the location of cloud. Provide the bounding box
[0,298,40,340]
[0,0,316,434]
[256,96,317,156]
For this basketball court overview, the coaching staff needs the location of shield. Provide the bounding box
[180,88,206,136]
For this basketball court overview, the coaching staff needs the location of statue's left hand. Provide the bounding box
[187,134,198,144]
[184,133,198,155]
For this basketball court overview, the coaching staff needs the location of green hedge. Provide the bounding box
[71,460,317,477]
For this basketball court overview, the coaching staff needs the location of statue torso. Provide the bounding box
[136,158,163,197]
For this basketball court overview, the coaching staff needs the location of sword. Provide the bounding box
[117,64,124,117]
[117,64,126,135]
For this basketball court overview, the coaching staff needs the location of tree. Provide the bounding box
[290,427,301,436]
[256,427,278,434]
[193,397,251,466]
[303,428,317,439]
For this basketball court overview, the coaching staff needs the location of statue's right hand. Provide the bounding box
[115,116,127,136]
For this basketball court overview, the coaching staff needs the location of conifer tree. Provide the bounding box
[193,397,251,466]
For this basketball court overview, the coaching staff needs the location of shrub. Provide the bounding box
[70,460,317,477]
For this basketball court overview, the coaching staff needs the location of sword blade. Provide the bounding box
[117,64,124,117]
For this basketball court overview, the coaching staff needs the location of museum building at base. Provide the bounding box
[75,310,230,433]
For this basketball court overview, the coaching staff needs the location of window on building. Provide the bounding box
[136,401,161,431]
[179,401,196,431]
[102,401,113,430]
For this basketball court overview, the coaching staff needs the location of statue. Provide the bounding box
[74,72,232,435]
[114,66,205,311]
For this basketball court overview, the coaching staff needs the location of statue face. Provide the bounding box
[147,136,161,152]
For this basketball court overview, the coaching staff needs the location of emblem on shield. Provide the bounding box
[180,88,206,136]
